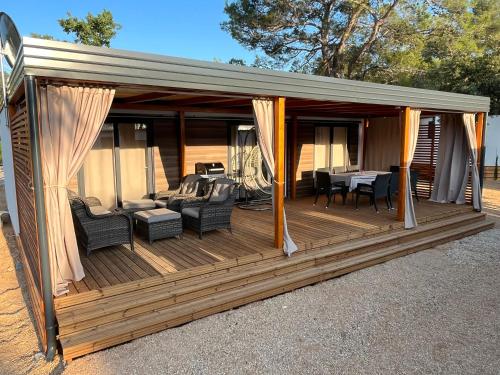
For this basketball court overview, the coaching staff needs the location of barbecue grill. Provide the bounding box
[195,162,226,180]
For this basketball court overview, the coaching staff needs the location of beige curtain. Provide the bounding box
[364,117,400,171]
[430,114,469,205]
[39,85,115,296]
[463,113,482,211]
[252,99,298,256]
[404,110,421,229]
[314,127,330,172]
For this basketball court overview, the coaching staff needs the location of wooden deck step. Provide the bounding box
[56,212,486,333]
[58,214,494,360]
[55,211,485,312]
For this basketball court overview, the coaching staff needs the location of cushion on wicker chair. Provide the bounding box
[122,199,156,210]
[209,182,231,202]
[154,200,168,208]
[181,207,200,219]
[89,206,111,216]
[179,174,201,195]
[134,208,181,223]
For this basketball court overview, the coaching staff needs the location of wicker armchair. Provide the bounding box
[69,196,134,255]
[181,178,237,239]
[155,174,209,212]
[155,174,207,200]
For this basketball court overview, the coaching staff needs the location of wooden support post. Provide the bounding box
[476,112,486,189]
[476,112,485,164]
[397,107,411,222]
[361,118,368,170]
[178,111,186,178]
[290,115,298,200]
[274,97,285,249]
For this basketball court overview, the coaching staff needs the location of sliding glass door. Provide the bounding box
[82,123,117,209]
[118,122,149,202]
[313,124,358,172]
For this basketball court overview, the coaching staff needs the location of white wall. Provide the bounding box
[485,115,500,166]
[0,107,20,234]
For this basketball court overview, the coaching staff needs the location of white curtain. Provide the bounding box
[39,86,115,296]
[404,110,421,229]
[430,114,470,205]
[463,113,482,211]
[252,99,298,256]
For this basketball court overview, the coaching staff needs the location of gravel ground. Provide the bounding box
[0,175,498,375]
[62,228,500,375]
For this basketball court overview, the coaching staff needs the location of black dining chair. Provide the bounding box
[389,165,419,203]
[314,171,347,208]
[355,173,392,212]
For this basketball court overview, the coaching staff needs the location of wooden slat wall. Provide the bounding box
[412,119,472,203]
[412,120,438,199]
[484,166,497,179]
[153,119,180,191]
[10,100,47,350]
[184,119,229,175]
[295,121,315,197]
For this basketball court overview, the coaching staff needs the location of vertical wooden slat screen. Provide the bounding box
[412,119,439,199]
[10,100,47,350]
[413,118,472,203]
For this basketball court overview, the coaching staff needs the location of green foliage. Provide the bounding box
[30,33,59,41]
[223,0,499,113]
[58,10,121,47]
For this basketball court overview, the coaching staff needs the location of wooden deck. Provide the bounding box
[64,197,471,296]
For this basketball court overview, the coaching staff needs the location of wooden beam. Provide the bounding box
[290,116,298,200]
[122,92,173,103]
[112,102,250,115]
[178,111,186,178]
[274,97,285,249]
[397,107,411,222]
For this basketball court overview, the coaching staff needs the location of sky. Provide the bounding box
[2,0,257,63]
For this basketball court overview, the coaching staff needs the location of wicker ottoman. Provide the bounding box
[133,208,182,244]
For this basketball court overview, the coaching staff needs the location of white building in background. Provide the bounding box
[0,107,19,233]
[485,115,500,166]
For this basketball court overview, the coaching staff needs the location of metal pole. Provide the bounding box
[0,47,8,109]
[25,75,57,361]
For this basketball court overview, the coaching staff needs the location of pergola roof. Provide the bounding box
[8,37,490,114]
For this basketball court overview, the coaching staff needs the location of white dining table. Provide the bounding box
[330,171,390,192]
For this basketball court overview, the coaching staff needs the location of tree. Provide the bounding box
[30,33,58,41]
[222,0,407,79]
[222,0,499,113]
[413,0,500,114]
[58,10,121,47]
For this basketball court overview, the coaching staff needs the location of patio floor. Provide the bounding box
[63,196,471,296]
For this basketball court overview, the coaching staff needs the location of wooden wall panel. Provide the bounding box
[295,121,315,197]
[184,119,229,175]
[484,166,497,179]
[10,99,47,350]
[153,119,180,191]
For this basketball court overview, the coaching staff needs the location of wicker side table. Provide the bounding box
[133,208,182,244]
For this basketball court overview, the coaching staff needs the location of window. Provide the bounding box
[314,124,360,173]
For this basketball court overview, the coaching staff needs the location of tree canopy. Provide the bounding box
[222,0,500,113]
[58,9,121,47]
